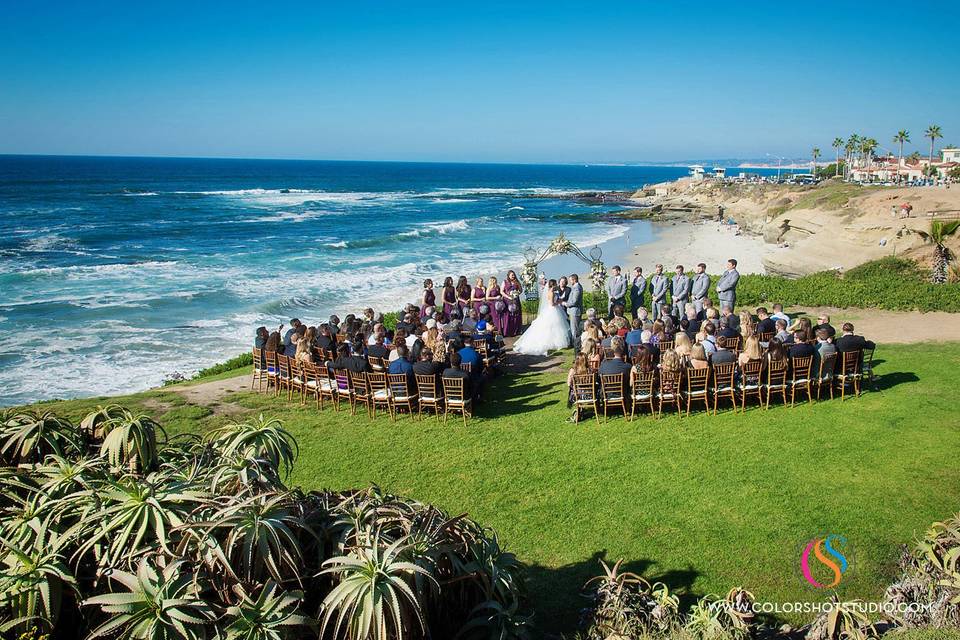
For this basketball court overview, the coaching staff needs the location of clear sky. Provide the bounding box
[1,1,957,163]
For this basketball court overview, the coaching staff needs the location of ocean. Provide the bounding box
[0,156,693,406]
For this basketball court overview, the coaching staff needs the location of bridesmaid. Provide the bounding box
[471,277,487,315]
[441,276,457,320]
[420,279,436,320]
[486,276,501,330]
[456,275,471,318]
[501,270,522,337]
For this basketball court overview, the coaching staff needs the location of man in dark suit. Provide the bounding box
[718,317,739,340]
[388,343,416,387]
[442,351,474,400]
[331,343,369,374]
[316,324,336,353]
[598,346,633,397]
[756,308,776,335]
[836,323,874,353]
[788,331,816,358]
[815,313,837,339]
[711,336,737,364]
[367,334,390,361]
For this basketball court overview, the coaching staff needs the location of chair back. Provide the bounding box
[441,376,467,403]
[349,370,370,395]
[252,347,264,371]
[415,374,439,399]
[685,366,710,393]
[790,355,813,382]
[301,360,319,385]
[368,356,386,371]
[602,347,615,360]
[461,362,473,374]
[817,352,838,380]
[658,339,674,352]
[740,360,763,386]
[756,331,774,344]
[587,357,600,373]
[277,354,291,380]
[728,336,743,353]
[265,350,278,373]
[334,369,351,392]
[631,369,655,396]
[386,373,411,398]
[572,374,597,402]
[841,350,862,376]
[712,362,736,389]
[600,373,625,400]
[659,370,682,396]
[766,357,788,386]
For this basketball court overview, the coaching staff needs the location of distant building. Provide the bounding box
[942,148,960,163]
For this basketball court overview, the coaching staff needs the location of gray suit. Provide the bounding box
[564,282,583,350]
[691,273,711,314]
[671,274,690,318]
[605,275,626,315]
[650,274,668,320]
[716,268,740,310]
[629,275,647,319]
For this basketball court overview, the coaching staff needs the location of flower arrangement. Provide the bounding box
[520,262,539,288]
[548,235,575,256]
[591,260,607,290]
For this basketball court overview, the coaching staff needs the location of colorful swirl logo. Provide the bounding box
[800,534,850,588]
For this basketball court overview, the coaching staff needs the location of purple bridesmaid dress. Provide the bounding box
[421,288,436,320]
[472,286,486,315]
[487,285,501,330]
[502,280,521,336]
[442,287,457,320]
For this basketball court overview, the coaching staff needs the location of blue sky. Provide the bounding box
[1,1,957,163]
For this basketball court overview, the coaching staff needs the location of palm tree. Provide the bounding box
[862,137,878,169]
[925,125,942,165]
[845,134,860,179]
[832,137,844,176]
[811,147,821,176]
[920,220,960,283]
[893,130,910,183]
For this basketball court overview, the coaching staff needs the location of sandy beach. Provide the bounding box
[619,219,771,275]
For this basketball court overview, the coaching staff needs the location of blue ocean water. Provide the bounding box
[0,156,692,405]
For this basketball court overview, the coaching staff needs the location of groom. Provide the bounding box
[563,273,584,351]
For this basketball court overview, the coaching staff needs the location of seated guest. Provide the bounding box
[659,349,683,379]
[662,316,677,340]
[328,315,341,336]
[582,336,601,370]
[774,319,790,344]
[720,305,740,331]
[388,343,416,387]
[443,318,462,339]
[718,317,739,340]
[413,347,445,384]
[835,322,875,353]
[254,326,269,349]
[813,328,837,372]
[788,329,816,358]
[697,298,715,321]
[282,318,302,352]
[815,313,837,339]
[711,336,737,364]
[689,344,710,369]
[756,307,776,335]
[367,334,390,361]
[566,352,590,406]
[442,351,474,400]
[366,323,387,346]
[264,330,282,355]
[600,332,615,349]
[317,324,336,353]
[625,318,644,347]
[766,337,788,366]
[332,343,369,373]
[295,329,316,364]
[598,346,632,396]
[389,329,407,362]
[700,322,717,355]
[462,309,479,334]
[738,335,763,366]
[395,313,415,335]
[684,307,701,337]
[770,303,790,324]
[640,329,661,364]
[674,332,692,359]
[739,311,755,339]
[650,320,666,345]
[458,334,482,375]
[632,347,654,373]
[636,307,650,325]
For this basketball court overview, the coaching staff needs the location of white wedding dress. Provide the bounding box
[512,284,571,355]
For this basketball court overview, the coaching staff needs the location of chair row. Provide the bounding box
[572,349,868,424]
[251,351,473,426]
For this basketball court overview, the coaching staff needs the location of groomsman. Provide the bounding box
[650,264,668,321]
[605,265,626,316]
[671,265,690,318]
[716,258,740,311]
[564,273,584,351]
[629,266,646,320]
[691,263,710,314]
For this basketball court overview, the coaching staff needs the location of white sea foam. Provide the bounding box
[176,188,414,207]
[430,198,478,204]
[506,206,525,211]
[324,241,349,248]
[424,187,583,197]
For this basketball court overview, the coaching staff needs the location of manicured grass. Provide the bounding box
[21,342,960,634]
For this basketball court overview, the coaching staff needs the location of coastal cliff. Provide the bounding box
[635,178,960,278]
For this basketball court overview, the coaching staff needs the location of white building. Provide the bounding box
[942,148,960,163]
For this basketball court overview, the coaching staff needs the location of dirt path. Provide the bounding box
[169,308,951,412]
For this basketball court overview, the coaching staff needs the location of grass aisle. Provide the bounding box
[27,342,960,633]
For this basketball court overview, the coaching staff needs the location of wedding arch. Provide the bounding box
[519,234,607,302]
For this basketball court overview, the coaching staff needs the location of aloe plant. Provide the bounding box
[806,596,878,640]
[98,410,166,473]
[0,521,77,634]
[683,588,754,640]
[205,416,298,479]
[79,404,127,441]
[83,559,215,640]
[223,581,315,640]
[320,535,435,640]
[0,411,81,464]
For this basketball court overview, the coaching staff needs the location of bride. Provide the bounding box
[512,277,570,355]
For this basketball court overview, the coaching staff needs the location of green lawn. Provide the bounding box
[24,342,960,634]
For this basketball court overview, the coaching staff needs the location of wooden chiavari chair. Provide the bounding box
[835,350,862,401]
[789,355,814,406]
[727,336,743,354]
[333,369,353,412]
[710,362,737,414]
[756,331,774,345]
[301,361,322,409]
[251,348,267,391]
[349,371,372,418]
[264,351,279,392]
[368,356,386,372]
[657,370,683,418]
[460,362,473,375]
[415,374,444,421]
[441,377,472,426]
[387,373,418,421]
[629,369,656,419]
[815,352,837,400]
[600,373,628,421]
[861,346,877,390]
[683,366,710,416]
[658,339,675,353]
[289,358,307,404]
[764,358,789,409]
[572,373,600,425]
[367,371,392,419]
[276,354,293,399]
[737,360,763,412]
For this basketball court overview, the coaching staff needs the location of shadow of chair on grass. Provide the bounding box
[523,549,702,638]
[870,370,919,392]
[475,369,565,419]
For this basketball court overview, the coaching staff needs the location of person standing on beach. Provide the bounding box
[670,265,690,318]
[691,263,710,314]
[605,266,626,316]
[650,264,668,321]
[563,274,583,351]
[629,266,646,320]
[716,258,740,311]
